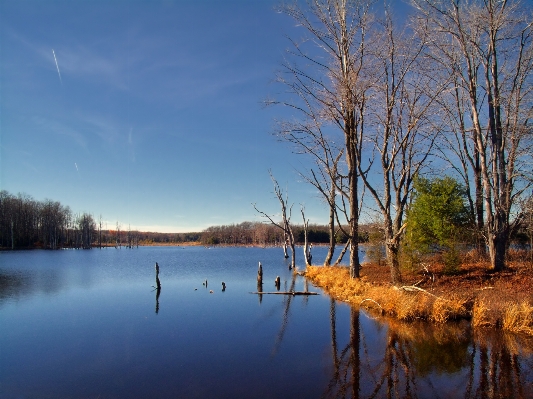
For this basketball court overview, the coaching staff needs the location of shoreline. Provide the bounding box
[304,257,533,336]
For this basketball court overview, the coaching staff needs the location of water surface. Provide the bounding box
[1,246,532,398]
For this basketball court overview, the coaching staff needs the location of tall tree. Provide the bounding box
[357,7,444,283]
[274,0,375,278]
[412,0,533,271]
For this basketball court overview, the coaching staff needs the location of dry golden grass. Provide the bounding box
[502,302,533,335]
[432,296,467,323]
[306,266,468,323]
[472,299,492,328]
[307,261,533,336]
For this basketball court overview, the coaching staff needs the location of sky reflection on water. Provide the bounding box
[1,246,533,398]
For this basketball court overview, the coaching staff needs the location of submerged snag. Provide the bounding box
[257,262,263,284]
[274,276,281,291]
[155,262,161,290]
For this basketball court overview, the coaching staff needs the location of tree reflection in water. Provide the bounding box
[155,286,161,314]
[272,273,297,356]
[324,301,533,399]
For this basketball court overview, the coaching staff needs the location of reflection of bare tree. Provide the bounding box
[350,308,360,399]
[323,302,361,399]
[367,328,420,399]
[272,273,297,356]
[303,278,310,306]
[155,287,160,314]
[323,307,533,399]
[465,330,531,399]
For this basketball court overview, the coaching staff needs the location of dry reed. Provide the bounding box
[305,266,468,323]
[472,299,493,328]
[502,302,533,335]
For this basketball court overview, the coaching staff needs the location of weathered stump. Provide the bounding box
[155,262,161,290]
[257,262,263,285]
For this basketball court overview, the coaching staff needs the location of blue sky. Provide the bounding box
[1,0,434,233]
[1,0,339,232]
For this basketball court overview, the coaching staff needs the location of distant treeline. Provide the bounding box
[200,221,370,246]
[0,191,202,249]
[0,190,374,250]
[0,191,96,249]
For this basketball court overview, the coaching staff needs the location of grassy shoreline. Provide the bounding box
[304,258,533,336]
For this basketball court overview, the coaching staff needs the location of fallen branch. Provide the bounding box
[397,285,447,300]
[360,298,384,313]
[250,291,319,296]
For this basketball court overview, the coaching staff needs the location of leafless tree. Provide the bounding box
[273,0,377,278]
[356,8,445,284]
[300,206,313,266]
[253,171,296,269]
[412,0,533,271]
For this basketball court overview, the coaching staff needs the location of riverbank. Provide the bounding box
[304,250,533,335]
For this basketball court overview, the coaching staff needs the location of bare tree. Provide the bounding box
[253,171,296,269]
[356,7,445,284]
[413,0,533,271]
[300,206,313,266]
[273,0,376,278]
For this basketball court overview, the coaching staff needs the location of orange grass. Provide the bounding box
[472,299,492,328]
[305,266,468,323]
[502,302,533,335]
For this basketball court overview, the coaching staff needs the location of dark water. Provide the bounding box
[1,246,533,398]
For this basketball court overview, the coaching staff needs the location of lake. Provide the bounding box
[1,246,533,398]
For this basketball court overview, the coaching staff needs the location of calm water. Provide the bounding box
[1,246,533,398]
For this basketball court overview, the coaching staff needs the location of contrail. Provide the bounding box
[52,49,63,85]
[75,162,78,172]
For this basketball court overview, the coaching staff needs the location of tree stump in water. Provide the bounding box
[257,262,263,285]
[155,262,161,290]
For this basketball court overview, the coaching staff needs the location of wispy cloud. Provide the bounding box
[32,116,87,148]
[6,26,129,90]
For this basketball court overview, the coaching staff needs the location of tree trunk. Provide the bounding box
[348,151,360,278]
[474,150,486,256]
[301,207,312,267]
[325,184,336,266]
[334,239,350,266]
[488,230,507,272]
[385,240,402,285]
[290,242,296,269]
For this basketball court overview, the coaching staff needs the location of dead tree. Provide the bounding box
[271,0,376,278]
[301,206,313,267]
[253,171,296,269]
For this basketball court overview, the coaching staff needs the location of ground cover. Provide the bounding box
[304,249,533,335]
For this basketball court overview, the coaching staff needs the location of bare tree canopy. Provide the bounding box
[412,0,533,271]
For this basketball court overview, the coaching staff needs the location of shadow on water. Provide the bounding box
[272,272,298,356]
[324,299,533,399]
[154,286,161,314]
